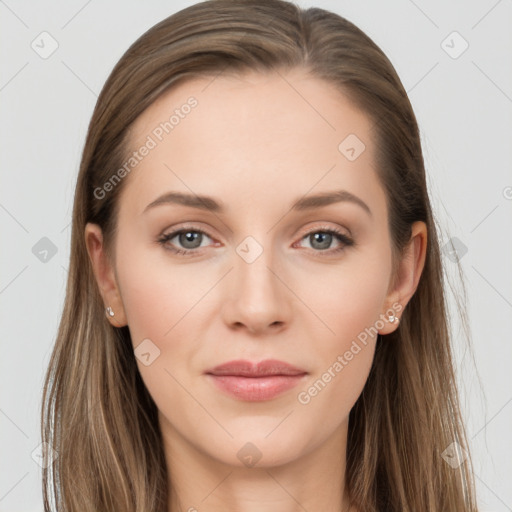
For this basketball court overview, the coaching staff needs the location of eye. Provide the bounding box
[294,226,354,255]
[157,226,216,256]
[157,224,355,257]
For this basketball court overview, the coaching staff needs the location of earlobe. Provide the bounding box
[84,222,128,327]
[103,304,126,328]
[378,221,427,335]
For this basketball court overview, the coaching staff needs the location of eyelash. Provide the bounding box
[157,224,354,257]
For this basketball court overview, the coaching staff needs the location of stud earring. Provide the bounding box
[388,313,399,324]
[105,306,115,318]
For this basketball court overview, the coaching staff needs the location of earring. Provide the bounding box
[388,313,399,324]
[105,306,115,318]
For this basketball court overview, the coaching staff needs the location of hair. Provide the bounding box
[41,0,480,510]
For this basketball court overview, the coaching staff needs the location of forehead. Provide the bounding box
[120,69,383,217]
[130,68,373,152]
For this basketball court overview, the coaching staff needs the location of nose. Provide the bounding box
[221,239,292,335]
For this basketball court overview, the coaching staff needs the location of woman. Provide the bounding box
[41,0,479,510]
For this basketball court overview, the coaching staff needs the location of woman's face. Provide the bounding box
[87,69,410,469]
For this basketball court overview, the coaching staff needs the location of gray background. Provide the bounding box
[1,0,511,510]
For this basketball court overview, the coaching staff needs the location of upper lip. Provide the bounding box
[206,359,307,377]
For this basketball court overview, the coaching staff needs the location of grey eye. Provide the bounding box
[175,231,204,249]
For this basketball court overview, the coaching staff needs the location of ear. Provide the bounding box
[84,222,127,328]
[378,221,427,335]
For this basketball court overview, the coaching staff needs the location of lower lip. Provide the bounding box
[206,374,307,401]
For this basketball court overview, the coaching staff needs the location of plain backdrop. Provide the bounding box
[1,1,511,510]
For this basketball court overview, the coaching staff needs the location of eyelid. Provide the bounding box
[299,223,351,238]
[159,222,216,239]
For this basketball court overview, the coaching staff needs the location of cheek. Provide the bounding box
[115,239,209,346]
[302,251,391,344]
[294,250,391,409]
[115,244,208,417]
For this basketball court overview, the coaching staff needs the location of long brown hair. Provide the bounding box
[41,1,479,510]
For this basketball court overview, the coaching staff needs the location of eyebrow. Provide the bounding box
[142,189,372,217]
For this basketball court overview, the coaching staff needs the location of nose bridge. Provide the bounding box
[224,232,290,332]
[234,233,278,301]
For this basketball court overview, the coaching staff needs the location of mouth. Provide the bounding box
[205,359,308,401]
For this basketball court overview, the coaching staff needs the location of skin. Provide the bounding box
[85,68,427,512]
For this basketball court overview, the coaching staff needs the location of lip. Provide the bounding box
[206,359,307,377]
[205,359,308,401]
